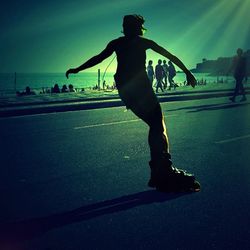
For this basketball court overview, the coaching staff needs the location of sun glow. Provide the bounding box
[170,0,250,67]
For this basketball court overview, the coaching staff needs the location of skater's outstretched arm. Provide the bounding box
[149,41,196,87]
[66,42,114,78]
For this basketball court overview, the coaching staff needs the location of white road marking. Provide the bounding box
[74,119,140,130]
[74,114,177,130]
[215,134,250,144]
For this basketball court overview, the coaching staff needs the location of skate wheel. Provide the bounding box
[191,180,201,192]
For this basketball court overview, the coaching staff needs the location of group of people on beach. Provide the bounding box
[147,59,177,92]
[51,83,78,93]
[16,86,35,96]
[16,83,81,96]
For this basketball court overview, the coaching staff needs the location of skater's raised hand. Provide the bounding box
[66,68,79,79]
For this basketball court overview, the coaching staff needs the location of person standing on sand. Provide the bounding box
[162,59,169,89]
[228,48,247,102]
[146,60,155,86]
[168,60,176,90]
[155,59,165,93]
[66,14,200,192]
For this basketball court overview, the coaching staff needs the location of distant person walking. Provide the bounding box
[155,59,164,93]
[147,60,154,86]
[162,59,169,89]
[66,14,200,192]
[168,61,176,90]
[229,48,247,102]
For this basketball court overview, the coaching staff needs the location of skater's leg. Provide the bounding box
[118,82,200,192]
[130,103,200,192]
[147,104,169,161]
[129,103,171,164]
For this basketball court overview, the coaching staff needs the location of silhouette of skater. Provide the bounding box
[168,61,176,90]
[228,48,247,102]
[155,59,164,93]
[66,14,200,192]
[147,60,154,86]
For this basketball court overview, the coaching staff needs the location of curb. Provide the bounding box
[0,89,249,118]
[2,87,248,108]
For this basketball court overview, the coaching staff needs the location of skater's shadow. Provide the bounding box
[166,102,250,113]
[0,190,191,246]
[188,102,250,112]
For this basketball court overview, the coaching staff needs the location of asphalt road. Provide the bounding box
[0,96,250,250]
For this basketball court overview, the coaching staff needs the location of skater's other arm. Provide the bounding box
[149,41,196,87]
[66,42,114,78]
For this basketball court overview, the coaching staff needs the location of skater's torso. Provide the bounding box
[110,36,153,85]
[108,36,158,111]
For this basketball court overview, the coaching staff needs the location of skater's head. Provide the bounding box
[163,60,166,64]
[237,48,243,56]
[158,59,162,65]
[148,60,153,65]
[122,14,146,37]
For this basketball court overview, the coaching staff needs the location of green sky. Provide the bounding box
[1,0,249,73]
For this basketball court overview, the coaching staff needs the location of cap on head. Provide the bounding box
[123,14,146,36]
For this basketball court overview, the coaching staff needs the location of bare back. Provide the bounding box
[108,36,154,84]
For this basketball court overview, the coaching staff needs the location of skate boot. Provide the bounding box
[148,160,200,192]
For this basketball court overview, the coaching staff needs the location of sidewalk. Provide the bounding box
[0,82,249,117]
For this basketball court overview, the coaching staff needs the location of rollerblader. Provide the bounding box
[66,14,200,192]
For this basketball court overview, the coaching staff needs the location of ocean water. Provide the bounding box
[0,72,115,93]
[0,72,232,94]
